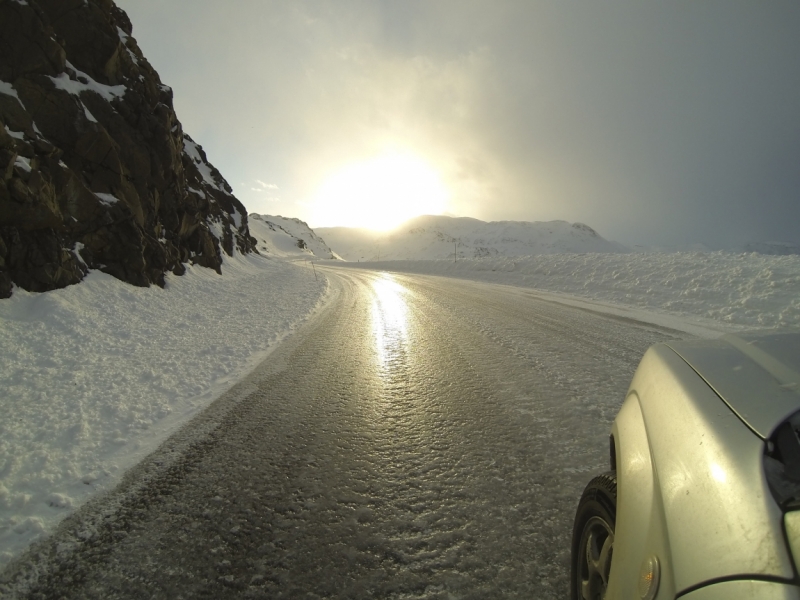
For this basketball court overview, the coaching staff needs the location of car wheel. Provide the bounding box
[571,471,617,600]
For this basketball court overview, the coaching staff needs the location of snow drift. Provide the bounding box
[336,252,800,330]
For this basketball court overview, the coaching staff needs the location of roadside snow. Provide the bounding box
[334,252,800,330]
[0,253,328,566]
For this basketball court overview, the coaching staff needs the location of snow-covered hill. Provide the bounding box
[249,214,341,260]
[316,215,628,261]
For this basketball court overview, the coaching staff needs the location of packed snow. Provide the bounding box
[317,215,627,261]
[0,252,328,566]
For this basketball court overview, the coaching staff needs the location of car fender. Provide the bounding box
[608,344,794,597]
[607,388,676,599]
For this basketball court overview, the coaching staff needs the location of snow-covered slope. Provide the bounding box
[316,215,628,261]
[0,252,328,567]
[249,214,341,260]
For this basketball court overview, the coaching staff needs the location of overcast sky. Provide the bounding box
[115,0,800,248]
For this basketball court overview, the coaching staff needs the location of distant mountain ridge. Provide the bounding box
[316,215,628,261]
[741,241,800,256]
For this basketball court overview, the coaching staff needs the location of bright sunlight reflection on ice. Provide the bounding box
[370,274,410,369]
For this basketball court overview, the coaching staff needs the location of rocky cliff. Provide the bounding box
[0,0,256,298]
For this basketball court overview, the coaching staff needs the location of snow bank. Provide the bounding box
[339,252,800,330]
[0,254,328,566]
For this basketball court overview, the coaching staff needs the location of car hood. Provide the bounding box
[666,332,800,439]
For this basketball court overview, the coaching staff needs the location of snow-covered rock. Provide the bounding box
[316,215,628,261]
[0,0,255,298]
[249,214,340,260]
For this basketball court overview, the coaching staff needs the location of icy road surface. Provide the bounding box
[2,269,680,599]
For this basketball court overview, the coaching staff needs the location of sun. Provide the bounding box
[310,153,449,231]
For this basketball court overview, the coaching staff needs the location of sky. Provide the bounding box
[114,0,800,248]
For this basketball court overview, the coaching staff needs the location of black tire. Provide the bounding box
[570,471,617,600]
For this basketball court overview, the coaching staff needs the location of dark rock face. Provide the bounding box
[0,0,256,298]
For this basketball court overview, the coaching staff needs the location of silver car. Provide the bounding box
[571,332,800,599]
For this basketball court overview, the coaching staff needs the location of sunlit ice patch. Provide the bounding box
[370,274,411,368]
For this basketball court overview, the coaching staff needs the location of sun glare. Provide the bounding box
[311,153,449,231]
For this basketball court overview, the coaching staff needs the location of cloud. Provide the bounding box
[119,0,800,247]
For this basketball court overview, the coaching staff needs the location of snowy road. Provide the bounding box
[3,268,681,599]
